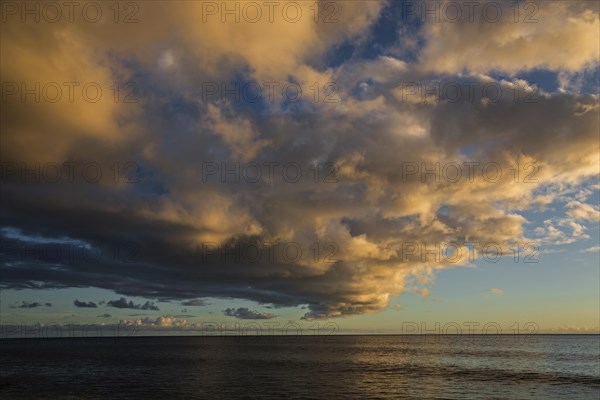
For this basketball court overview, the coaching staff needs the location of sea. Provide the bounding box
[1,335,599,399]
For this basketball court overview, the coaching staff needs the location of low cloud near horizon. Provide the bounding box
[74,300,98,308]
[10,301,52,309]
[224,307,276,320]
[106,298,160,311]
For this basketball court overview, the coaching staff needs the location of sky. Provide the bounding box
[0,0,599,336]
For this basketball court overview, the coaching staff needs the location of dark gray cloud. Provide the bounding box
[97,313,111,318]
[10,301,51,309]
[74,300,97,308]
[224,307,275,320]
[181,299,206,306]
[106,297,159,311]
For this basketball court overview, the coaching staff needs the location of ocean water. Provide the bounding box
[1,335,599,399]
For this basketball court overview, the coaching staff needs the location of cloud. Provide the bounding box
[73,300,98,308]
[120,315,189,328]
[417,1,600,74]
[566,201,600,221]
[10,301,52,309]
[584,246,600,253]
[181,299,206,307]
[2,73,597,319]
[487,288,503,296]
[535,216,591,246]
[224,308,275,320]
[97,313,112,318]
[106,298,159,311]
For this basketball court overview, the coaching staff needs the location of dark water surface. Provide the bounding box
[1,335,599,399]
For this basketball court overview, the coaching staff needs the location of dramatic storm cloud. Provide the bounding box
[1,1,598,320]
